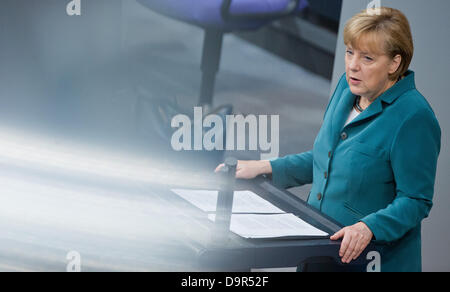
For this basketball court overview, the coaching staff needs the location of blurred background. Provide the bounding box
[0,0,448,271]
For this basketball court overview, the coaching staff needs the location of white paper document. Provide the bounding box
[208,213,329,239]
[171,189,284,214]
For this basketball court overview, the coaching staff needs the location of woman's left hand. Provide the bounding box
[330,222,373,264]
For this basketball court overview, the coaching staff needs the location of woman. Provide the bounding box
[216,7,441,272]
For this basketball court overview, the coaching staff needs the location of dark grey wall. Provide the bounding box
[332,0,450,272]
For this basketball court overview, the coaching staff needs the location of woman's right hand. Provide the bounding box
[214,160,272,180]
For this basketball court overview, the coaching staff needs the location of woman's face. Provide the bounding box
[345,39,401,101]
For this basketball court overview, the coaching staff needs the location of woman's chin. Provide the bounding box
[349,87,362,96]
[348,85,365,96]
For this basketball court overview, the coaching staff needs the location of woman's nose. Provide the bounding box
[349,57,360,71]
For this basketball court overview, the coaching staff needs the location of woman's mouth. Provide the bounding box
[350,77,362,85]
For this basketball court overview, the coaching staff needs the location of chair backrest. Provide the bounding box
[137,0,308,30]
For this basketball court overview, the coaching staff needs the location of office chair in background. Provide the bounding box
[137,0,308,111]
[135,0,308,168]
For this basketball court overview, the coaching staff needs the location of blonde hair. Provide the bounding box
[344,7,414,81]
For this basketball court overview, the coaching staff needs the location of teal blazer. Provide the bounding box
[270,71,441,272]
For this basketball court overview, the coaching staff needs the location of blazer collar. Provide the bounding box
[333,70,416,132]
[379,70,416,104]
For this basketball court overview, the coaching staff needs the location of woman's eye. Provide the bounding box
[364,56,373,61]
[346,50,353,55]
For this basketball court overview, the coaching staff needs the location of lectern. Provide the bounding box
[163,157,378,272]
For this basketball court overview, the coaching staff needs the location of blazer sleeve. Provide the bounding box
[270,151,314,189]
[360,109,441,243]
[269,74,347,189]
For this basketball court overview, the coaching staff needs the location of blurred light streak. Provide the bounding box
[0,126,219,188]
[0,127,217,271]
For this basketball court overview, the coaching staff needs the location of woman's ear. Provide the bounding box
[389,54,402,74]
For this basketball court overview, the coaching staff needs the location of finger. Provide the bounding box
[348,237,364,263]
[330,229,345,241]
[342,234,357,263]
[353,238,370,261]
[214,164,224,173]
[339,231,352,258]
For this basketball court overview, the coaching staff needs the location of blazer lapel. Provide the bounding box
[330,88,385,144]
[331,88,355,138]
[345,98,383,128]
